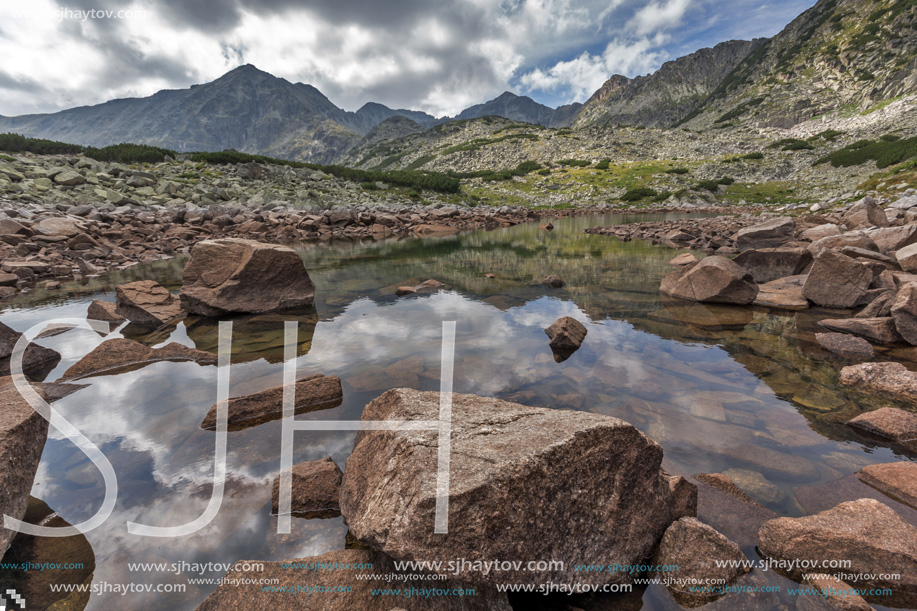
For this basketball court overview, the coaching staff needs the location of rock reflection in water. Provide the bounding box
[0,213,914,610]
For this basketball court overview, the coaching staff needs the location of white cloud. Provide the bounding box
[629,0,693,35]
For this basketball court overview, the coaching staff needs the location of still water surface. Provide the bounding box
[1,213,913,610]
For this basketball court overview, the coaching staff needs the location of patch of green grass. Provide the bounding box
[815,135,917,169]
[621,187,657,202]
[0,154,15,162]
[405,154,436,170]
[556,158,591,167]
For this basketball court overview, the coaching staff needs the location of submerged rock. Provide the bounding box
[0,377,50,555]
[653,517,750,607]
[197,548,511,610]
[340,388,695,586]
[115,280,183,327]
[541,274,565,288]
[200,374,343,431]
[544,316,587,361]
[0,321,60,380]
[814,332,875,359]
[796,574,872,611]
[271,456,343,518]
[61,338,217,380]
[758,499,917,608]
[840,362,917,403]
[660,256,758,304]
[180,238,315,317]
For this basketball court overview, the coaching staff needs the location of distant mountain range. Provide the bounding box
[1,0,914,162]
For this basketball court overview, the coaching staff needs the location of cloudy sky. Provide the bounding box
[0,0,815,118]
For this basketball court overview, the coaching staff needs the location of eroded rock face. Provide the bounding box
[180,238,315,317]
[271,456,343,517]
[653,517,750,607]
[200,374,343,431]
[0,322,60,380]
[840,363,917,404]
[758,499,917,608]
[115,280,183,327]
[802,250,871,308]
[660,256,758,304]
[817,317,903,344]
[0,377,50,556]
[197,548,511,611]
[61,338,216,380]
[340,388,695,586]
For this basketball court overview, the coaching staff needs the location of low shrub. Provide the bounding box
[620,187,657,201]
[815,135,917,169]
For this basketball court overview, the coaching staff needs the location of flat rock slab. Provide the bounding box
[848,407,917,445]
[0,321,60,380]
[758,499,917,607]
[753,275,808,310]
[814,332,875,359]
[734,217,794,251]
[818,317,902,345]
[271,456,343,518]
[200,374,343,431]
[840,363,917,404]
[61,338,217,380]
[0,377,50,554]
[115,280,182,327]
[340,388,695,587]
[858,462,917,510]
[197,548,511,611]
[180,238,315,317]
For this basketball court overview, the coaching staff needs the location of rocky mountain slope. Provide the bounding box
[0,65,435,164]
[573,40,766,128]
[677,0,917,129]
[451,91,581,127]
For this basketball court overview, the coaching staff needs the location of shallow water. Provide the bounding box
[1,213,914,610]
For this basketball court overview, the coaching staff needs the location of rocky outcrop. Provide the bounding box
[802,251,871,308]
[200,374,343,431]
[652,517,750,606]
[340,389,695,586]
[660,256,758,304]
[858,462,917,510]
[543,316,587,361]
[758,499,917,608]
[197,548,511,610]
[271,456,343,518]
[839,363,917,404]
[115,280,182,327]
[61,338,216,380]
[0,322,60,380]
[842,198,890,229]
[0,377,50,556]
[180,238,315,317]
[846,407,917,443]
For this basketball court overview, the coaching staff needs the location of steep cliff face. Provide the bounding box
[679,0,917,129]
[573,40,766,128]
